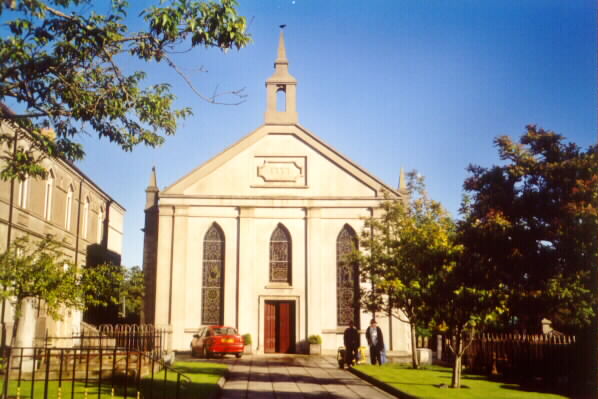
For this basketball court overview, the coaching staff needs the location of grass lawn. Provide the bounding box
[355,364,570,399]
[0,360,227,398]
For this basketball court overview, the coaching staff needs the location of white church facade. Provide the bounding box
[143,31,412,355]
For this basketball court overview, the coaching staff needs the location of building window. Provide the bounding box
[337,224,359,327]
[43,170,54,220]
[202,223,224,325]
[82,197,89,239]
[97,207,104,243]
[18,178,28,208]
[269,224,291,284]
[65,185,73,230]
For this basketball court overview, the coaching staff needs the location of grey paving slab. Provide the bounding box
[216,355,395,399]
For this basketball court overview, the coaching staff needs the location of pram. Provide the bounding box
[337,346,367,368]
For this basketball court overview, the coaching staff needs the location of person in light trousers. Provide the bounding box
[365,319,384,365]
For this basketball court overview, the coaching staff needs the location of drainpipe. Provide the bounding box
[1,124,18,349]
[73,179,83,267]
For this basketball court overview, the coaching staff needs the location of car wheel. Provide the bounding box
[235,353,242,359]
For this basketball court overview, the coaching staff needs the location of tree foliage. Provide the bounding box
[356,171,459,369]
[0,0,251,179]
[460,125,598,333]
[0,235,121,344]
[119,265,144,322]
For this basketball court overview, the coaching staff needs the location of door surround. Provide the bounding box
[257,295,300,354]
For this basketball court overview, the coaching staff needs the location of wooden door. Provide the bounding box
[278,302,293,353]
[264,302,276,353]
[264,301,296,353]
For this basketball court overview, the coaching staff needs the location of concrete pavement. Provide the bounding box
[218,354,395,399]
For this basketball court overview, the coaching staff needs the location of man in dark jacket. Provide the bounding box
[343,320,360,367]
[365,319,384,365]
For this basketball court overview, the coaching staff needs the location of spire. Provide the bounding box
[398,168,407,192]
[148,166,158,189]
[265,26,298,124]
[276,27,287,64]
[145,166,159,210]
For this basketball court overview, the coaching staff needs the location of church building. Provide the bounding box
[143,31,412,355]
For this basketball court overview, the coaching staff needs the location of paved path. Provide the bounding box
[219,355,395,399]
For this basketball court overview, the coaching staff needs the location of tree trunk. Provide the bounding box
[10,299,21,347]
[410,322,419,369]
[451,334,463,388]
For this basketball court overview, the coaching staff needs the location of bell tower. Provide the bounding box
[265,27,298,125]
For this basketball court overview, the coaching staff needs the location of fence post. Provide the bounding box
[2,346,11,399]
[43,348,50,399]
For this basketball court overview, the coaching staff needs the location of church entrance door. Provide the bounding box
[264,300,296,353]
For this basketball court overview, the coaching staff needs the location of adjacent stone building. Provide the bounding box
[143,31,412,355]
[0,111,125,347]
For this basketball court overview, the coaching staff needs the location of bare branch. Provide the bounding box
[163,54,246,106]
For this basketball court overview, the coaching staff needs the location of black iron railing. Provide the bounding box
[0,325,189,399]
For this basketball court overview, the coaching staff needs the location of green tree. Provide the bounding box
[458,125,597,393]
[460,126,597,333]
[0,0,250,180]
[0,235,121,346]
[357,172,458,369]
[427,242,506,388]
[119,265,144,323]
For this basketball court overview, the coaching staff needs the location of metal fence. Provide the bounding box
[0,325,190,399]
[431,332,582,386]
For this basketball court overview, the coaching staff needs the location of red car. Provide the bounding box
[190,326,244,358]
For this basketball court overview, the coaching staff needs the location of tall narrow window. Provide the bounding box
[202,223,225,325]
[337,224,359,327]
[82,197,89,239]
[18,178,28,208]
[44,170,54,220]
[97,207,104,243]
[269,224,291,284]
[65,185,73,230]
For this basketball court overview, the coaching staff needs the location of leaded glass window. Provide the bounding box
[337,224,359,327]
[202,224,224,325]
[270,224,291,283]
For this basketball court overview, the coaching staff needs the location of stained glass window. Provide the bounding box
[270,224,291,283]
[202,224,224,325]
[337,224,359,327]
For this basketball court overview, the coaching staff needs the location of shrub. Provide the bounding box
[242,333,252,345]
[308,335,322,344]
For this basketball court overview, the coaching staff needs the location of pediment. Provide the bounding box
[163,124,401,199]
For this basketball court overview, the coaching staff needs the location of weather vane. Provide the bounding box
[279,24,287,29]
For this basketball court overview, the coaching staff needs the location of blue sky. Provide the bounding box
[62,0,596,267]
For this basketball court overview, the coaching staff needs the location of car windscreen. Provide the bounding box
[212,328,237,336]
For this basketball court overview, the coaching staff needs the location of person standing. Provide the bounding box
[343,320,360,368]
[366,319,384,365]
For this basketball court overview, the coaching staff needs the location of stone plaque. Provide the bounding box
[252,156,307,188]
[257,161,303,183]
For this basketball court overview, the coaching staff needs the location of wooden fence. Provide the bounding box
[431,332,581,384]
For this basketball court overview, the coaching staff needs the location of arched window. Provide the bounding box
[82,197,90,239]
[202,223,225,325]
[337,224,359,327]
[270,224,291,284]
[44,170,54,220]
[18,177,28,208]
[97,206,104,243]
[65,185,73,230]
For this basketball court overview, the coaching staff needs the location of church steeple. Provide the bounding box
[265,26,298,125]
[145,166,159,210]
[398,167,408,195]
